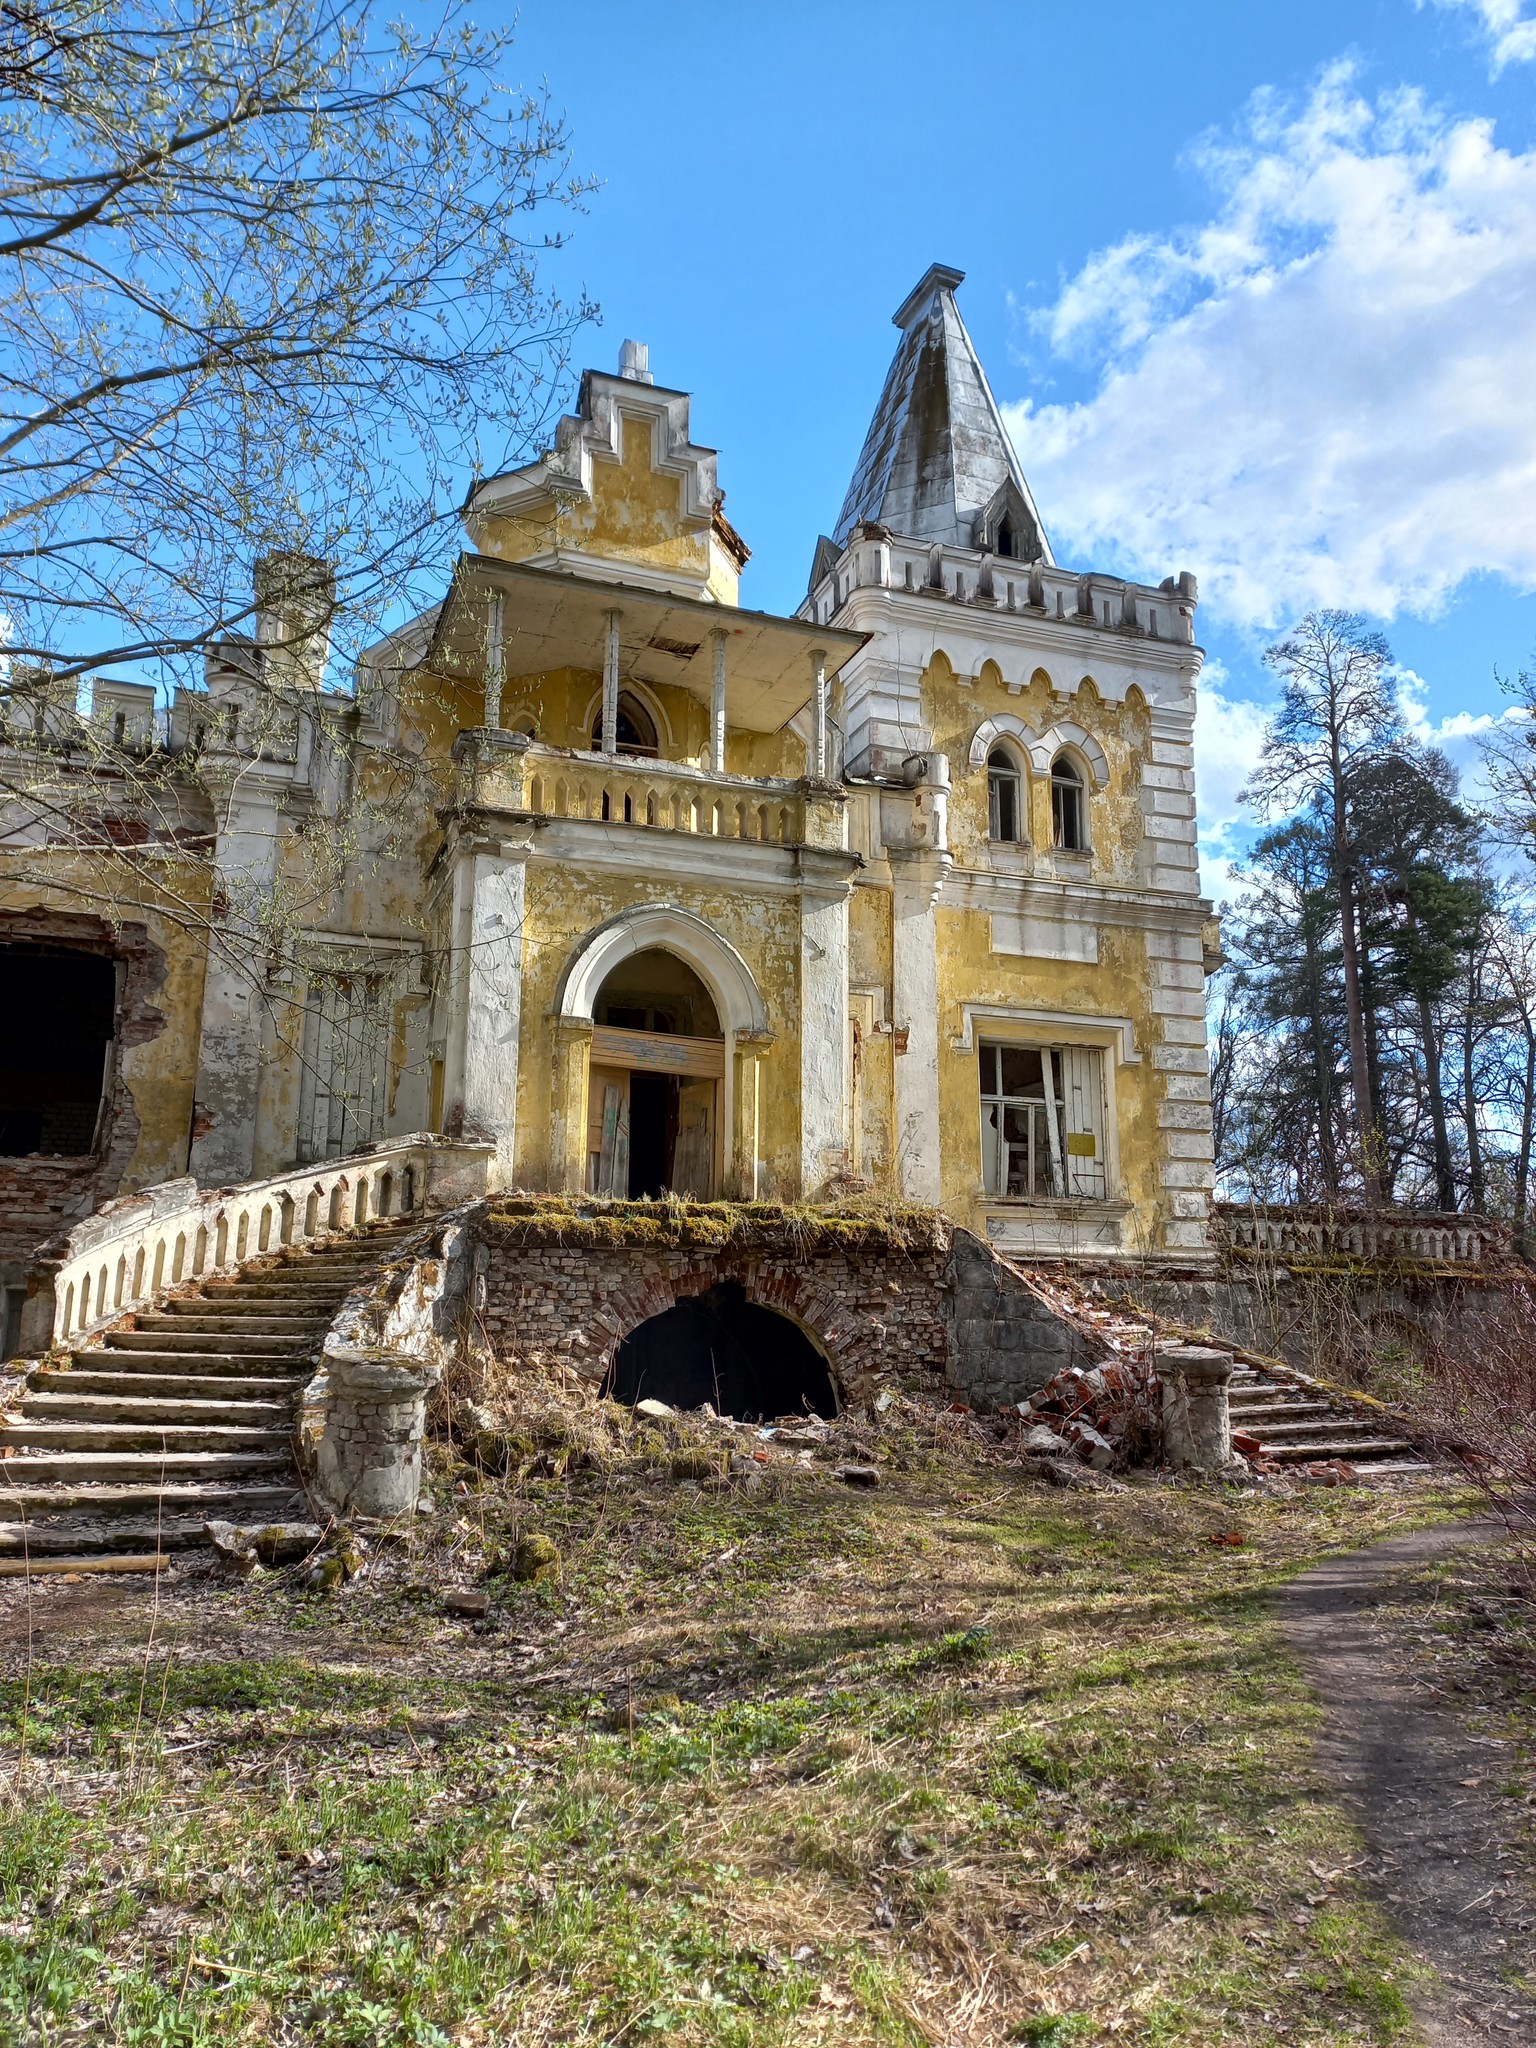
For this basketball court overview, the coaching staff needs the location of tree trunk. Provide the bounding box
[1405,900,1455,1210]
[1416,985,1456,1209]
[1463,950,1487,1214]
[1303,925,1340,1198]
[1336,861,1381,1201]
[1515,1032,1535,1259]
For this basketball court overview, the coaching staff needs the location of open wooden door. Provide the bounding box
[671,1078,715,1197]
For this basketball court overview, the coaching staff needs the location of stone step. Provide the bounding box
[1262,1436,1417,1464]
[18,1391,294,1427]
[36,1368,305,1401]
[0,1517,250,1556]
[0,1479,303,1519]
[1248,1415,1398,1441]
[70,1348,304,1377]
[1231,1399,1337,1422]
[141,1311,323,1334]
[0,1419,292,1453]
[103,1328,312,1356]
[0,1448,294,1482]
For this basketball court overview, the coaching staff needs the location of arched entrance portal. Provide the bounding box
[607,1281,838,1421]
[588,949,723,1197]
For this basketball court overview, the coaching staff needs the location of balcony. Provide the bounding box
[449,731,847,851]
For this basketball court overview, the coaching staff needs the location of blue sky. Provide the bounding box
[497,0,1536,897]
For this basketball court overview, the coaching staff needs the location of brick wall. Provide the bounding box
[475,1228,955,1401]
[473,1216,1106,1411]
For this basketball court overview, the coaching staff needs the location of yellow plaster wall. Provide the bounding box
[925,661,1151,883]
[512,861,805,1195]
[932,906,1166,1239]
[477,418,742,604]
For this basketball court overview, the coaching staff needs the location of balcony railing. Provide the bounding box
[451,732,847,850]
[1213,1203,1511,1267]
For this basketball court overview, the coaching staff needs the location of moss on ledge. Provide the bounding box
[481,1195,948,1255]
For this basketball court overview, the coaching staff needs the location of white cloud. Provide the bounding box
[1424,0,1536,73]
[1193,663,1272,897]
[1007,65,1536,629]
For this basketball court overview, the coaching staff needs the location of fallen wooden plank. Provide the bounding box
[0,1552,168,1576]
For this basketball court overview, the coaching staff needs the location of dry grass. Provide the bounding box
[0,1426,1478,2046]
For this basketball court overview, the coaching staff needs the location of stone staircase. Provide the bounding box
[1227,1360,1431,1478]
[0,1219,419,1562]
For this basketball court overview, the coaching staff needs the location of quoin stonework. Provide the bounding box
[0,262,1218,1348]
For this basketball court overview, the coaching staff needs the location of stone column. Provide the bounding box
[441,830,531,1186]
[1156,1345,1234,1474]
[315,1349,439,1517]
[549,1016,594,1194]
[731,1029,772,1199]
[888,849,949,1205]
[709,628,728,775]
[484,591,505,732]
[601,609,621,757]
[798,839,852,1199]
[810,646,828,782]
[190,784,284,1185]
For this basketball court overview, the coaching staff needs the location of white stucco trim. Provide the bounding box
[1029,721,1109,789]
[555,904,770,1036]
[967,712,1038,771]
[949,1003,1141,1065]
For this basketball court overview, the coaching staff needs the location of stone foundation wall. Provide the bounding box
[475,1231,954,1404]
[473,1211,1118,1411]
[1085,1265,1530,1379]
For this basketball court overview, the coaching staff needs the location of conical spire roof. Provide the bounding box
[832,264,1051,562]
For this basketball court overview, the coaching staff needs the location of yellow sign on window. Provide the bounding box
[1065,1132,1097,1157]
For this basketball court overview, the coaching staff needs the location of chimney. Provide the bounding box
[254,551,335,692]
[617,339,654,385]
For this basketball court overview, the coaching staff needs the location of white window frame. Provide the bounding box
[977,1037,1111,1203]
[986,747,1023,843]
[1050,752,1088,851]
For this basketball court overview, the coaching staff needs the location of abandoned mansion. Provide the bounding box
[0,262,1218,1332]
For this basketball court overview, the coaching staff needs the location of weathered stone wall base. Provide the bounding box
[1085,1267,1531,1380]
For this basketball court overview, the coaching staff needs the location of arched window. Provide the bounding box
[592,690,658,758]
[1051,754,1086,851]
[987,748,1022,843]
[995,517,1015,560]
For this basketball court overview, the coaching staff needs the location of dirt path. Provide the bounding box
[1281,1522,1536,2044]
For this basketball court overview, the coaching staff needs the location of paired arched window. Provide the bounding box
[1051,754,1086,851]
[987,748,1022,842]
[592,690,659,758]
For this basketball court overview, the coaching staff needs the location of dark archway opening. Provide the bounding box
[606,1280,838,1422]
[0,944,115,1156]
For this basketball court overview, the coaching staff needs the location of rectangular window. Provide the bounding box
[978,1040,1107,1200]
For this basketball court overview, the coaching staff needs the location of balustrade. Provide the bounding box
[1212,1203,1509,1266]
[19,1134,495,1356]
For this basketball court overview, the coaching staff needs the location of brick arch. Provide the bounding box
[583,1255,842,1392]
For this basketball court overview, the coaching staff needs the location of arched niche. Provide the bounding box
[607,1279,838,1421]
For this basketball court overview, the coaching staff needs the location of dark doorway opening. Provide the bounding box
[0,945,115,1156]
[607,1280,838,1422]
[626,1069,677,1198]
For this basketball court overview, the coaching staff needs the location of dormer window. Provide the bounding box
[987,749,1022,843]
[592,690,658,759]
[1051,755,1086,851]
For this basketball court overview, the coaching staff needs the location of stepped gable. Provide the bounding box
[830,262,1053,561]
[0,1218,418,1562]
